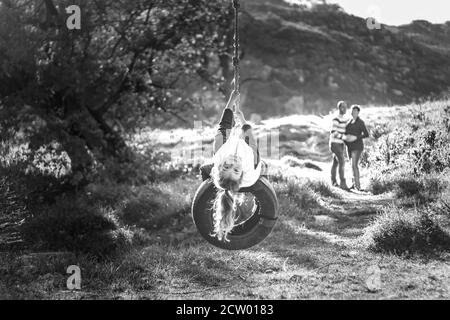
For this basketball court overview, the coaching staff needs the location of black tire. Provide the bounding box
[192,178,278,250]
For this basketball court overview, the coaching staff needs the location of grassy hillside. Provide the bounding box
[233,0,450,116]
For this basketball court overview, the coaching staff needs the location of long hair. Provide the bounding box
[210,164,243,242]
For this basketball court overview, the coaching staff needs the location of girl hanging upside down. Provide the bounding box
[200,90,264,242]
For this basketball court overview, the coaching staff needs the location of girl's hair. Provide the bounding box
[211,164,243,242]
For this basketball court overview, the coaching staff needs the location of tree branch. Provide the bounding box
[94,50,141,116]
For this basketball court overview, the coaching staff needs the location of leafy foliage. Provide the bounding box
[0,0,233,184]
[367,101,450,198]
[20,197,125,257]
[363,101,450,255]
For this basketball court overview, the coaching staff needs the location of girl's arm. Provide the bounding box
[225,90,240,111]
[235,110,247,126]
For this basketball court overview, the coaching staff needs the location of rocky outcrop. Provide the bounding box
[235,0,450,116]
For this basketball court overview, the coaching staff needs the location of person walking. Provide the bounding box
[343,105,370,191]
[329,101,350,190]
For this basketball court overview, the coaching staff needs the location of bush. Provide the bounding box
[362,206,450,255]
[367,168,447,204]
[401,175,445,203]
[395,178,424,198]
[0,173,26,216]
[367,102,450,180]
[21,197,129,257]
[367,176,394,195]
[433,186,450,226]
[0,165,75,210]
[371,123,390,140]
[120,193,163,228]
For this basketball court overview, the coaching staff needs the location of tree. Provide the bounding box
[0,0,234,184]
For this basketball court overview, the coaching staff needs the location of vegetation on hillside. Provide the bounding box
[0,0,235,187]
[362,100,450,254]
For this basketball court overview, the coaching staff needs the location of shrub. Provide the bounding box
[0,173,26,216]
[367,167,447,203]
[367,176,394,195]
[21,197,128,257]
[432,186,450,227]
[367,102,450,183]
[0,164,75,210]
[85,182,131,207]
[120,194,162,228]
[362,206,450,255]
[371,123,390,140]
[394,175,445,203]
[395,178,423,198]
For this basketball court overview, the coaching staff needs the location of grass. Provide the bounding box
[2,100,450,299]
[117,178,196,230]
[20,197,130,257]
[272,177,333,220]
[360,101,450,255]
[367,170,448,204]
[1,182,450,299]
[2,208,450,299]
[11,171,199,258]
[304,179,342,199]
[362,205,450,255]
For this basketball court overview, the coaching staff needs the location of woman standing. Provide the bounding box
[343,105,369,191]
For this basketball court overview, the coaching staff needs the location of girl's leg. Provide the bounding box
[218,108,234,134]
[213,108,235,154]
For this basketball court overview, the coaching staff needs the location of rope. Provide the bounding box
[232,0,240,96]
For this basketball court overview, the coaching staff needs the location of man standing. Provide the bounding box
[330,101,350,190]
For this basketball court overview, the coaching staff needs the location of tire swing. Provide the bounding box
[191,0,279,250]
